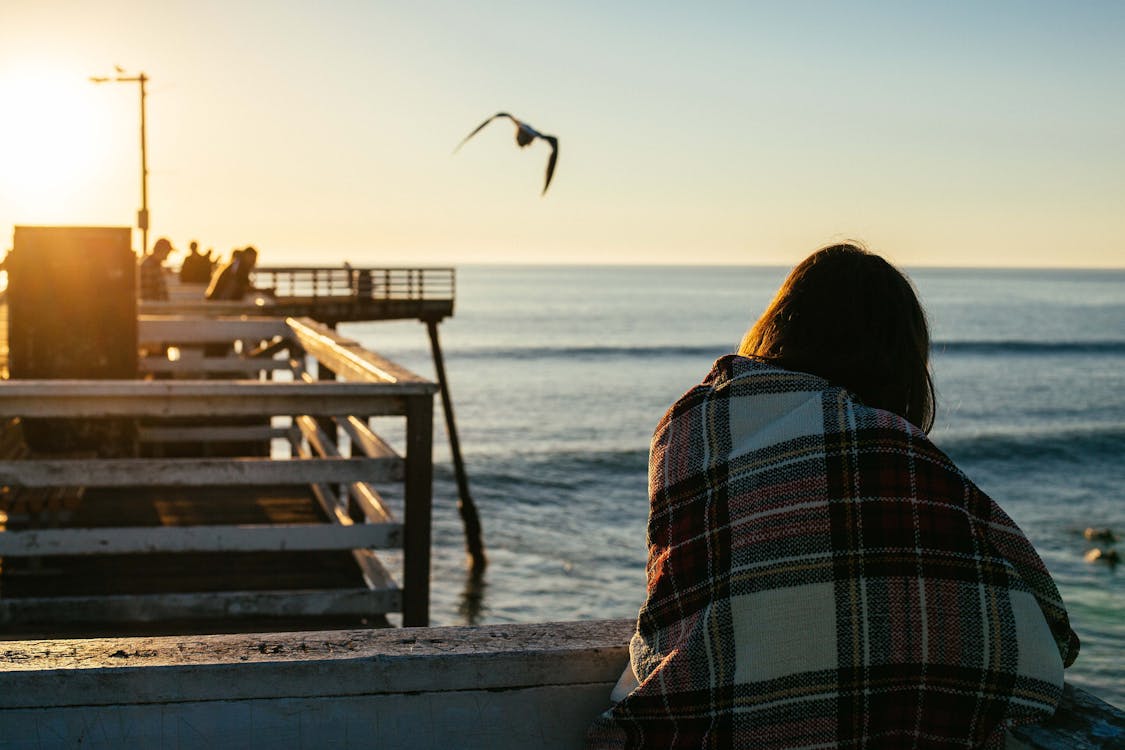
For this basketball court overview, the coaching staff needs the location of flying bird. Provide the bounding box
[455,112,559,195]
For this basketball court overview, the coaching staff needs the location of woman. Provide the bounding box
[587,244,1079,749]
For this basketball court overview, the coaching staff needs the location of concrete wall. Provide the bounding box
[0,619,1120,749]
[0,620,632,750]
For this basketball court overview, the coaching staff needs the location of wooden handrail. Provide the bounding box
[0,380,432,417]
[286,317,434,386]
[0,523,397,556]
[0,456,399,487]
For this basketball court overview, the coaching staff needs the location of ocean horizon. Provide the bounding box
[339,263,1125,707]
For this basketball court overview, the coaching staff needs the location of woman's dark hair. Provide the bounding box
[739,243,935,431]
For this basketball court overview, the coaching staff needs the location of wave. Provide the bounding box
[441,340,1125,362]
[435,448,650,505]
[449,344,731,361]
[426,430,1123,514]
[933,340,1125,356]
[936,424,1125,465]
[441,428,1124,495]
[451,429,1125,476]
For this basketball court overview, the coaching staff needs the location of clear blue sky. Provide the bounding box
[1,1,1123,267]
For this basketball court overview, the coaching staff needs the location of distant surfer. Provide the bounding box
[455,112,559,195]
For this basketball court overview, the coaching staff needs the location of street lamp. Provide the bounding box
[90,68,149,254]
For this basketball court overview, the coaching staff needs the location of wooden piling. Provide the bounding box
[426,320,487,574]
[402,394,433,627]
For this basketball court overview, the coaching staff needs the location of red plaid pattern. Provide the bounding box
[587,356,1079,749]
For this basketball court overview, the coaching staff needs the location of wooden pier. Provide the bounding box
[0,227,464,636]
[0,313,439,635]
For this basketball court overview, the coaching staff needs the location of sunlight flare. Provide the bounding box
[0,68,116,219]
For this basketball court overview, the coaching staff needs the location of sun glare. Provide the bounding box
[0,69,116,222]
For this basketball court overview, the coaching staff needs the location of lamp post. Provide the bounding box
[90,69,149,254]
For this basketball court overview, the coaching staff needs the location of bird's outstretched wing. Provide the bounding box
[454,112,516,153]
[542,136,559,195]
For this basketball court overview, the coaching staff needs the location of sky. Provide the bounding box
[1,1,1123,268]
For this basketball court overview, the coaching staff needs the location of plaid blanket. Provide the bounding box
[587,355,1079,749]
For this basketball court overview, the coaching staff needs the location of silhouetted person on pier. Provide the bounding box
[139,237,173,301]
[179,240,212,284]
[345,262,373,299]
[205,249,237,300]
[206,246,259,301]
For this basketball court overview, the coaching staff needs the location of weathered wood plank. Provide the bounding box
[0,587,400,627]
[297,449,404,590]
[296,415,403,481]
[137,316,288,343]
[245,336,289,359]
[0,379,422,417]
[295,438,402,547]
[353,548,398,591]
[304,480,404,596]
[137,425,290,443]
[287,317,434,386]
[350,482,396,526]
[294,415,401,529]
[296,414,341,460]
[141,357,293,374]
[0,379,428,400]
[296,413,362,522]
[339,415,400,460]
[0,457,400,487]
[0,521,400,556]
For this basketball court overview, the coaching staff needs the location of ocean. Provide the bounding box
[340,265,1125,707]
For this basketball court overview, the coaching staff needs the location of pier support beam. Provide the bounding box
[402,394,434,627]
[426,319,487,575]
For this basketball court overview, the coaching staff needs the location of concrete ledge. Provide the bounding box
[0,619,634,708]
[0,619,1120,750]
[0,620,631,750]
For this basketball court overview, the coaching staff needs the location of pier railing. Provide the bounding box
[252,266,455,302]
[150,266,456,324]
[0,315,438,627]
